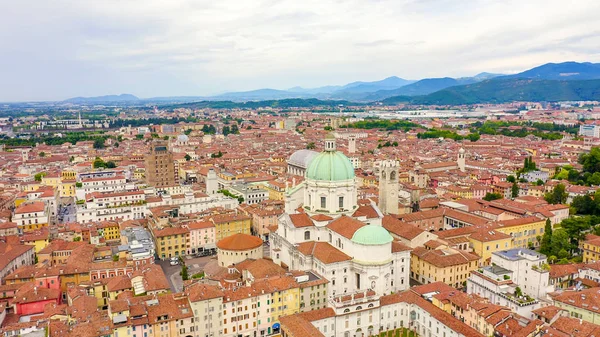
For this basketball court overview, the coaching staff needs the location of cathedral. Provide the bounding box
[270,135,411,298]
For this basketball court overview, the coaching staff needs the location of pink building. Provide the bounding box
[186,220,216,253]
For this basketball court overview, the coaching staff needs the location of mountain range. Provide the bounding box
[62,62,600,105]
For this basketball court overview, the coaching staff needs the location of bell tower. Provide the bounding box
[378,160,399,215]
[458,148,466,172]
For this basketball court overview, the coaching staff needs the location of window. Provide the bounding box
[339,196,344,208]
[304,231,310,240]
[321,197,326,209]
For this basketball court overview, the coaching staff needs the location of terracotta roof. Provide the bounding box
[15,201,45,214]
[289,213,314,228]
[216,233,262,251]
[412,246,480,268]
[326,215,365,239]
[297,241,352,264]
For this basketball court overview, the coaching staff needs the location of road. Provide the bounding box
[158,255,215,293]
[158,243,271,293]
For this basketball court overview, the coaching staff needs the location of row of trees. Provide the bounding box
[416,129,480,142]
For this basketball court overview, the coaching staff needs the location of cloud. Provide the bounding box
[1,0,600,100]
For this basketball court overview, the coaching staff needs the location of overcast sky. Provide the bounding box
[1,0,600,101]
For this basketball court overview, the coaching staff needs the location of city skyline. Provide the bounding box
[2,0,600,101]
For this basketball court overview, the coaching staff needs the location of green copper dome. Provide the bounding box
[306,151,355,181]
[351,225,393,245]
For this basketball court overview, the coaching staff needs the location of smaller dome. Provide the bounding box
[351,225,393,245]
[177,134,189,143]
[459,147,465,154]
[217,233,263,251]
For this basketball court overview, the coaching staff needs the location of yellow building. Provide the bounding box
[152,226,190,259]
[269,279,301,325]
[22,231,50,253]
[61,169,77,181]
[209,213,252,241]
[41,173,62,188]
[97,221,121,242]
[468,230,512,266]
[581,234,600,263]
[264,181,286,201]
[59,179,76,197]
[410,247,480,288]
[495,216,547,249]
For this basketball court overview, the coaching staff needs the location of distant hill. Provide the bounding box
[382,78,600,105]
[365,77,470,100]
[63,94,139,103]
[159,98,356,110]
[502,61,600,80]
[211,89,314,101]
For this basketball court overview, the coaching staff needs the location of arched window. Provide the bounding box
[344,309,350,313]
[390,171,397,181]
[304,231,310,240]
[329,233,332,243]
[356,306,362,311]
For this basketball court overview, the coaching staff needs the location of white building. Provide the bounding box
[580,124,600,138]
[75,175,136,200]
[491,248,553,300]
[271,135,411,298]
[466,266,541,318]
[146,190,238,215]
[76,190,147,223]
[280,289,483,337]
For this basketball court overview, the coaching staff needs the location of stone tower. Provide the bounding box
[206,168,218,195]
[378,160,399,215]
[348,135,356,154]
[457,147,466,172]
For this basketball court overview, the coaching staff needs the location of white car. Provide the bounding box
[169,259,179,266]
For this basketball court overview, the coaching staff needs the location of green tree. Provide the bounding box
[114,142,119,148]
[73,236,81,242]
[306,142,316,150]
[231,124,239,134]
[324,126,333,131]
[93,138,105,149]
[69,156,74,162]
[180,263,189,280]
[112,255,119,262]
[184,154,191,161]
[550,228,571,257]
[535,179,544,186]
[560,217,591,252]
[222,126,231,136]
[544,184,568,204]
[483,192,503,201]
[93,157,106,169]
[39,151,46,157]
[466,133,480,142]
[184,128,193,135]
[507,175,516,183]
[34,172,46,181]
[135,134,144,140]
[511,182,519,198]
[539,219,553,255]
[105,161,116,169]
